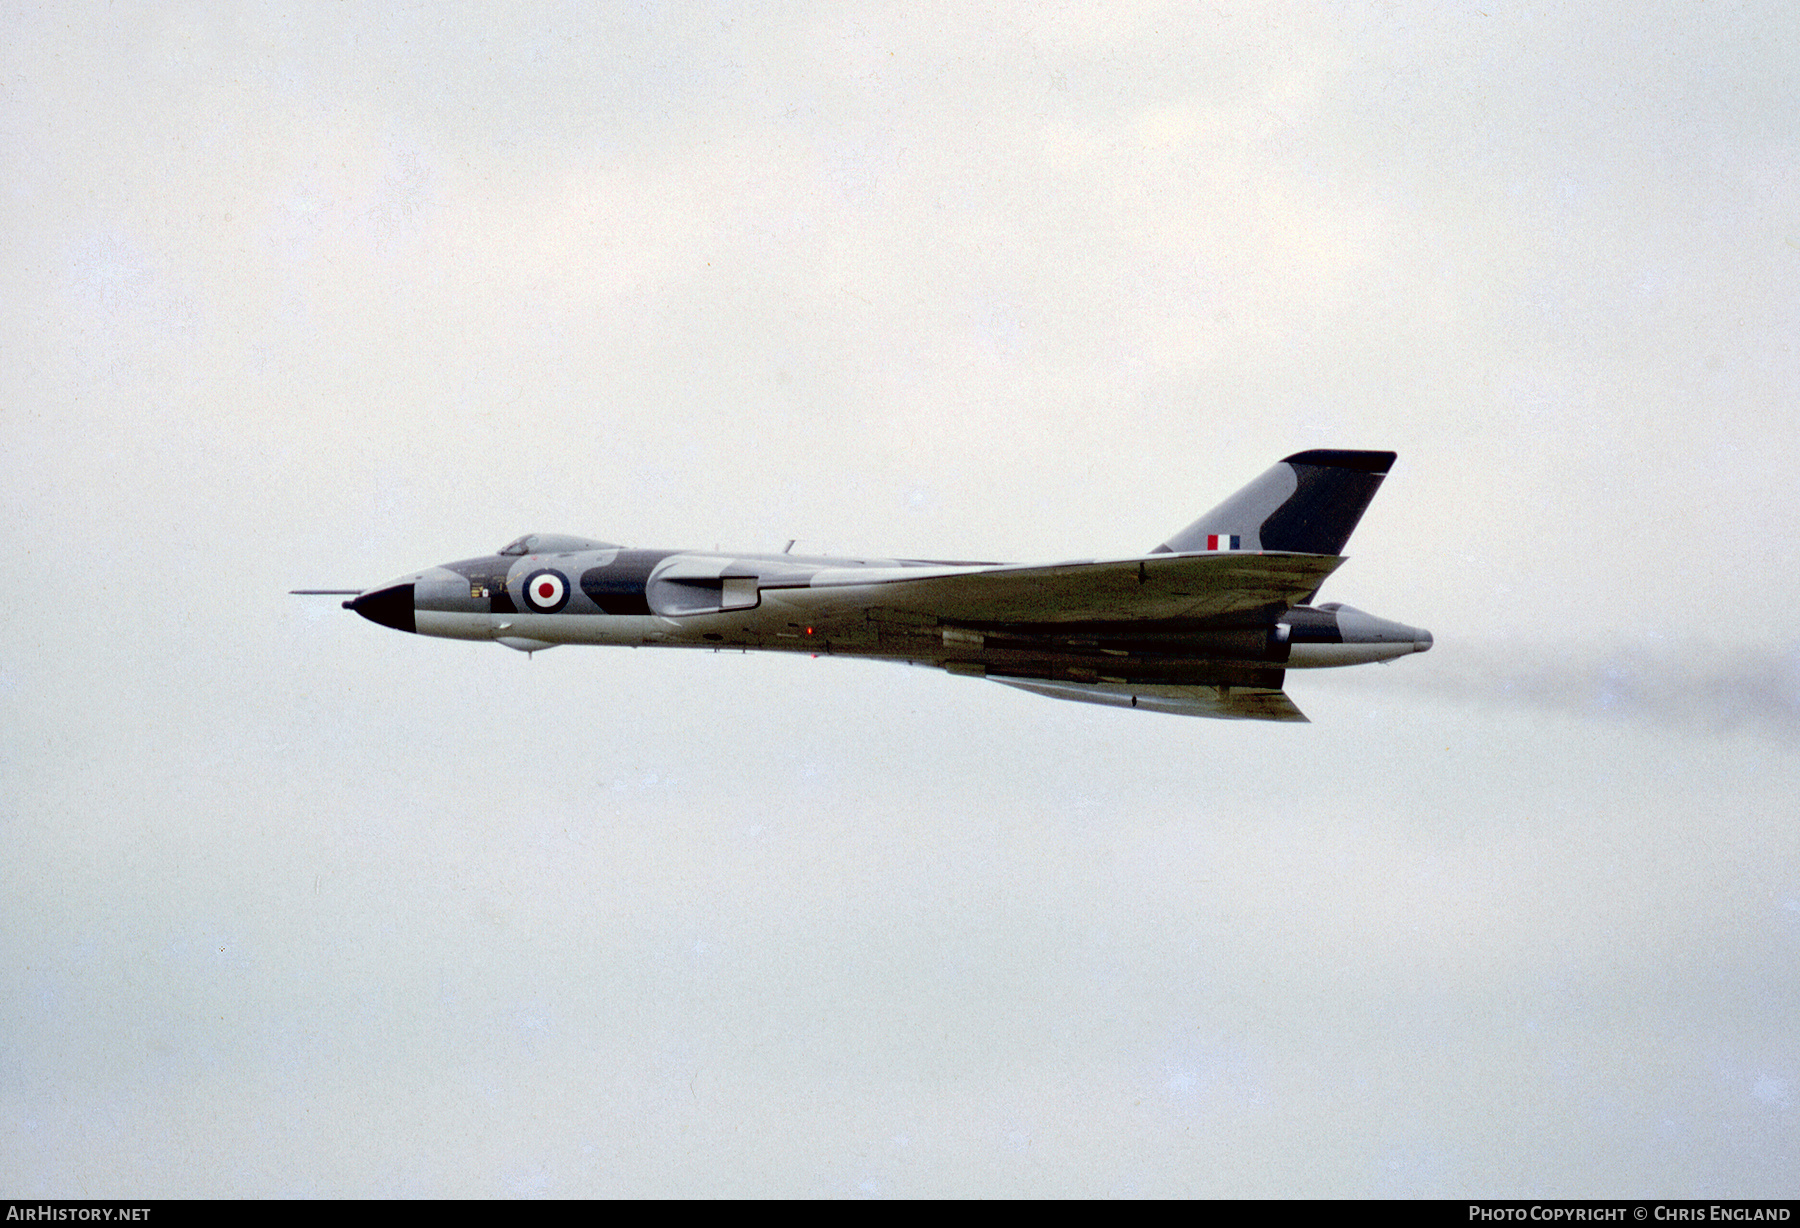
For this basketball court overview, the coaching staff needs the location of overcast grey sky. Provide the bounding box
[3,0,1797,1197]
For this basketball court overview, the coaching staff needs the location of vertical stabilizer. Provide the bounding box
[1156,450,1396,556]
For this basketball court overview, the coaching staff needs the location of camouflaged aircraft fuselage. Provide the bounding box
[315,451,1431,722]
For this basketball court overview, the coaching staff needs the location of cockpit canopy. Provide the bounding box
[497,533,620,556]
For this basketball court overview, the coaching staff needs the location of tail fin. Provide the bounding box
[1155,450,1396,556]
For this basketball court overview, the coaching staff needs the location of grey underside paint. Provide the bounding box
[992,678,1308,722]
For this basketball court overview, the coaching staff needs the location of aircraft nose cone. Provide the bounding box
[1414,628,1433,653]
[346,582,416,634]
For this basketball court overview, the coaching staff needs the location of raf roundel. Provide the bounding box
[522,568,571,614]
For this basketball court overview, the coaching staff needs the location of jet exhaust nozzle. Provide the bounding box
[1281,603,1431,668]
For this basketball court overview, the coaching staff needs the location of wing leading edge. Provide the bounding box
[993,677,1309,722]
[770,552,1339,721]
[785,551,1345,625]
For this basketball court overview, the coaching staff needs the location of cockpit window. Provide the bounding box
[497,533,619,556]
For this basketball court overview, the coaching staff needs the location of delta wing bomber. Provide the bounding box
[296,451,1431,722]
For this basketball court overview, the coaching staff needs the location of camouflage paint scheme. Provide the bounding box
[328,451,1431,722]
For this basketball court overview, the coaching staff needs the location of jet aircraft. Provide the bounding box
[297,450,1431,721]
